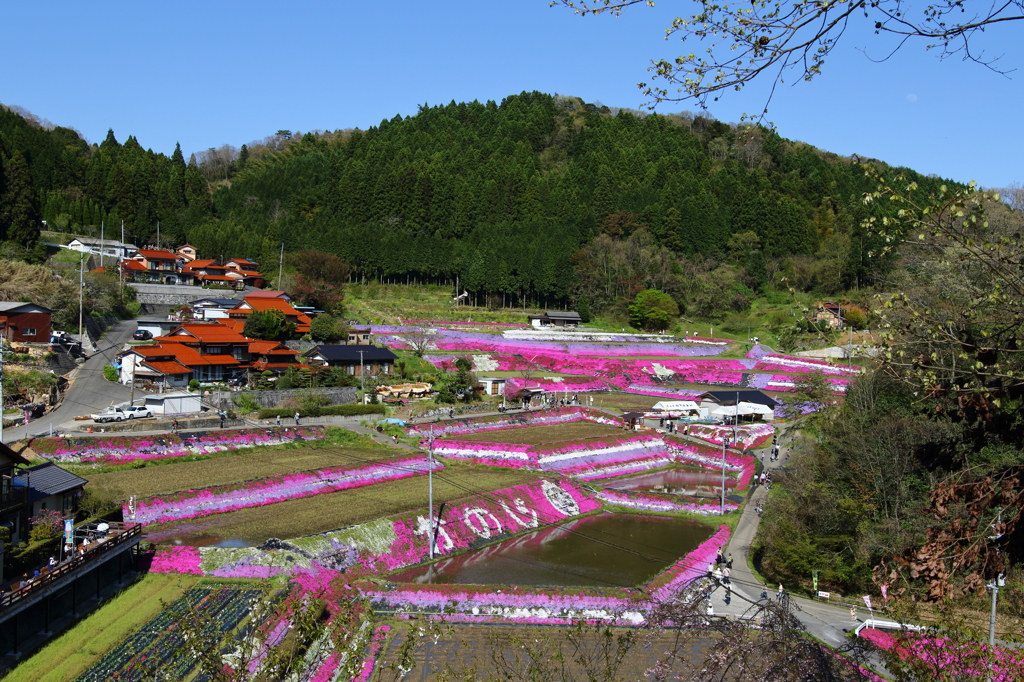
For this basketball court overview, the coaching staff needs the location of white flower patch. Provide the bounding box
[472,354,499,371]
[537,441,664,466]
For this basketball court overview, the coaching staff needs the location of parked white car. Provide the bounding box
[124,406,153,419]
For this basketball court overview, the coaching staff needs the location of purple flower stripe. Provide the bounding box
[132,458,442,525]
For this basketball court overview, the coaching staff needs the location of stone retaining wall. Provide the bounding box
[204,386,358,410]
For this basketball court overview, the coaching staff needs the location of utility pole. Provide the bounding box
[156,221,160,249]
[129,357,135,406]
[428,426,435,560]
[100,220,104,270]
[78,253,84,347]
[0,340,5,444]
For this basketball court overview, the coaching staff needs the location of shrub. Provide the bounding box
[102,364,119,382]
[232,392,261,414]
[256,404,385,419]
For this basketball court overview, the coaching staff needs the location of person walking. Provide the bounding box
[722,566,731,585]
[449,408,454,419]
[276,414,281,427]
[171,418,180,433]
[776,583,784,601]
[219,411,226,428]
[294,411,300,426]
[726,553,733,569]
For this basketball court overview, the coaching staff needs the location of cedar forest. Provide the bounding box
[1,93,1022,608]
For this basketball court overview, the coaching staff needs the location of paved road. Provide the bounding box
[4,319,141,442]
[699,427,892,675]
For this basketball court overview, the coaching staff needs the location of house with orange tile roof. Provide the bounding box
[118,319,310,388]
[227,296,312,334]
[127,249,184,284]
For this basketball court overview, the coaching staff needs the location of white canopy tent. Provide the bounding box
[710,401,774,419]
[651,400,700,413]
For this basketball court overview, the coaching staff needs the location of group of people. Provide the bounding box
[758,470,773,490]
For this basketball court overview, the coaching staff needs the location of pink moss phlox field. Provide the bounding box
[353,624,391,682]
[432,432,675,478]
[685,423,774,451]
[150,545,203,575]
[859,628,1024,681]
[30,426,325,464]
[131,458,442,525]
[647,525,731,602]
[668,441,756,491]
[407,407,616,438]
[357,479,601,573]
[365,581,640,624]
[597,490,737,516]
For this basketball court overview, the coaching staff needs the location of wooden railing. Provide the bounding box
[0,523,142,612]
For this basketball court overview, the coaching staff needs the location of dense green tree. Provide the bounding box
[1,151,41,248]
[242,309,293,341]
[628,289,679,331]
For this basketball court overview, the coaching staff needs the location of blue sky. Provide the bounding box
[1,1,1019,188]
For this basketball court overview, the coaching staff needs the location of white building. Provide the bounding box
[67,237,137,260]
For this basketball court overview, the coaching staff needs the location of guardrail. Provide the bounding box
[0,523,142,612]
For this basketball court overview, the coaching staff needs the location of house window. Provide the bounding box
[491,383,499,395]
[22,328,36,336]
[232,347,243,360]
[207,346,224,354]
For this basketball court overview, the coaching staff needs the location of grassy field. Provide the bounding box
[452,421,625,445]
[86,445,412,498]
[145,462,540,545]
[5,573,200,682]
[582,393,665,413]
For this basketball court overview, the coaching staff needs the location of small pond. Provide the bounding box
[604,469,736,495]
[390,512,713,588]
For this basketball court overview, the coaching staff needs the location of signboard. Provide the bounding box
[817,591,831,599]
[64,519,74,544]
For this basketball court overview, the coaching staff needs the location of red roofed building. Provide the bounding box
[228,297,311,334]
[129,249,183,284]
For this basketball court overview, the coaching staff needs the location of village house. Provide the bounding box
[67,237,137,260]
[528,311,582,328]
[175,243,199,262]
[188,297,243,320]
[0,302,51,343]
[14,462,87,517]
[812,302,846,329]
[696,390,778,422]
[225,296,312,335]
[0,442,31,544]
[304,344,397,376]
[123,249,183,285]
[477,376,507,397]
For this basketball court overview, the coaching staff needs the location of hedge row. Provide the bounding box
[256,404,386,419]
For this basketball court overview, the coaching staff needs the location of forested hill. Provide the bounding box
[3,93,945,306]
[202,92,942,303]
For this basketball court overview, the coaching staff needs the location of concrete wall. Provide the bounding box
[128,283,244,306]
[204,386,358,410]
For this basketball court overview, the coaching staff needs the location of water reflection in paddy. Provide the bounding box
[604,469,736,494]
[390,512,712,588]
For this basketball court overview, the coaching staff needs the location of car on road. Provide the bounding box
[132,330,153,340]
[91,405,153,422]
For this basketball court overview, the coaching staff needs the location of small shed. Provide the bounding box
[143,392,203,415]
[477,376,507,397]
[622,411,646,430]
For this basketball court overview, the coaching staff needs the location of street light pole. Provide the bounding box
[721,436,729,515]
[987,573,1005,682]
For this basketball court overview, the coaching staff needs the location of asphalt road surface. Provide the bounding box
[3,319,140,442]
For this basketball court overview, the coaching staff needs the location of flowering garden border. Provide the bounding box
[597,490,737,516]
[134,457,442,525]
[29,426,326,465]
